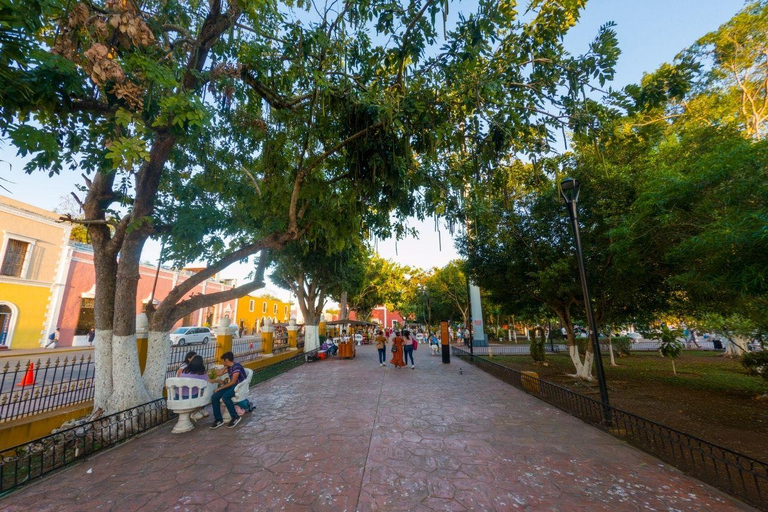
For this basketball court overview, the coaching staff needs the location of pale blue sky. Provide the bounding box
[0,0,745,299]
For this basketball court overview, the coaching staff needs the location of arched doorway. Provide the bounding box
[0,302,18,349]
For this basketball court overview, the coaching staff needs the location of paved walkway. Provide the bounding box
[0,346,755,511]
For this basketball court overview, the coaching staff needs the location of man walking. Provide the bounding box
[45,328,60,349]
[209,351,246,429]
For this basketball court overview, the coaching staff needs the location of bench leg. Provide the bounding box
[172,410,196,433]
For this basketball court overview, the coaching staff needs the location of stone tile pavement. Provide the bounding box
[0,345,756,511]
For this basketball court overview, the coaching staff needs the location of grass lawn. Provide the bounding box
[493,350,768,462]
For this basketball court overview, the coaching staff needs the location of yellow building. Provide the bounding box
[0,196,72,349]
[234,294,291,335]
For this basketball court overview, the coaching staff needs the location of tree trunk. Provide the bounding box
[110,234,152,409]
[671,358,677,376]
[143,330,171,399]
[555,308,594,381]
[106,334,152,411]
[608,331,617,367]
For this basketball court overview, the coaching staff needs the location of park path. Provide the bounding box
[0,345,756,512]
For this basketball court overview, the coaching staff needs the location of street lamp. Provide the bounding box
[560,177,611,424]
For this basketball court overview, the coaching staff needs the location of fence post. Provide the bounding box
[262,317,274,355]
[215,316,233,361]
[136,313,149,375]
[287,317,298,349]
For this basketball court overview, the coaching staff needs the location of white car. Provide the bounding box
[170,326,213,346]
[626,332,643,342]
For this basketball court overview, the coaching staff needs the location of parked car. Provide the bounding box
[626,332,642,342]
[170,326,213,346]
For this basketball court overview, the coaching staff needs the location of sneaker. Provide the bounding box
[227,416,242,428]
[411,365,415,369]
[209,420,224,430]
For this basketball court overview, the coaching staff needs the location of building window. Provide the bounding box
[75,298,95,336]
[273,304,278,314]
[249,299,255,312]
[1,239,30,278]
[262,302,267,313]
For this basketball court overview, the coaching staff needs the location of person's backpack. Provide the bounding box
[48,332,55,341]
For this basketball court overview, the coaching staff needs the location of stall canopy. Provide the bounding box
[325,320,376,326]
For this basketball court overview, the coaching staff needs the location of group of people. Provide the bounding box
[373,329,440,369]
[176,350,252,429]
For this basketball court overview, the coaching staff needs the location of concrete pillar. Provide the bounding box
[215,316,233,362]
[262,317,274,355]
[287,317,298,349]
[469,282,487,347]
[136,313,149,375]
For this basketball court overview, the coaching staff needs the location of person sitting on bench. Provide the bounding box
[208,352,246,429]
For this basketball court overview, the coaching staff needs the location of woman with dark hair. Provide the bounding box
[390,331,406,368]
[176,351,197,376]
[402,329,416,369]
[179,355,208,399]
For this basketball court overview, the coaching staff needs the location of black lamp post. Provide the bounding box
[560,177,612,424]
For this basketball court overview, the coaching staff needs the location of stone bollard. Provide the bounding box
[136,313,149,375]
[287,317,298,349]
[215,316,233,362]
[262,317,274,355]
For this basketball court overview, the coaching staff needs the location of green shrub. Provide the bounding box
[742,351,768,382]
[530,327,546,363]
[654,326,683,375]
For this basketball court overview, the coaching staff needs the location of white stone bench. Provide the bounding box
[166,378,215,433]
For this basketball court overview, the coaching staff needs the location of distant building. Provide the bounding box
[369,307,405,330]
[234,294,291,335]
[327,307,406,330]
[56,244,239,347]
[0,196,72,349]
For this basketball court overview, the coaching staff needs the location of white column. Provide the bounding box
[469,282,487,347]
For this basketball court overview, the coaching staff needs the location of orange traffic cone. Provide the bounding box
[17,362,36,387]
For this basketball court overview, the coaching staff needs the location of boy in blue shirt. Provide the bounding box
[209,351,246,429]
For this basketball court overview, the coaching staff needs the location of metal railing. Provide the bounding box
[0,398,172,494]
[1,357,95,423]
[466,340,721,356]
[1,338,266,422]
[452,347,768,511]
[0,348,316,495]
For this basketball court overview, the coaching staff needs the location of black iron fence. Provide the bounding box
[0,398,172,494]
[0,348,315,495]
[1,357,94,423]
[1,337,265,423]
[452,347,768,511]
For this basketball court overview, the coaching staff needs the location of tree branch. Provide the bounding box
[163,250,271,329]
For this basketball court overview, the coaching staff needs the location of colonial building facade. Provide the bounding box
[57,244,239,347]
[0,196,72,349]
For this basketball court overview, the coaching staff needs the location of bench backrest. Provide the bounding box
[166,377,214,409]
[233,368,253,402]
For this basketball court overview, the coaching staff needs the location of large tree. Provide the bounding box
[2,0,456,412]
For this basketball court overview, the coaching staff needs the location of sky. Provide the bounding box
[0,0,744,301]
